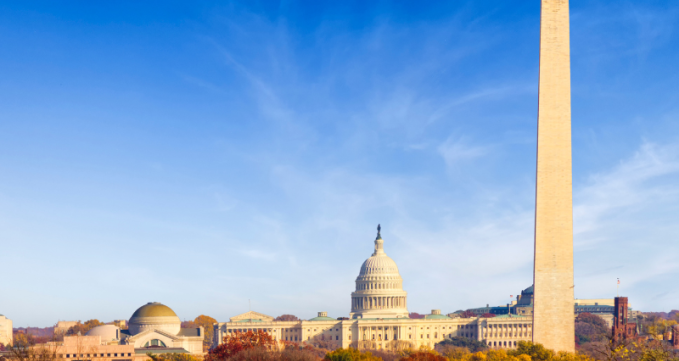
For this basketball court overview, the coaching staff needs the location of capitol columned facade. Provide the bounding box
[214,227,533,351]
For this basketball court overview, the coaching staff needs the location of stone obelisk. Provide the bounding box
[532,0,575,353]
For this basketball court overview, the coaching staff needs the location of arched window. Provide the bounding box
[143,339,167,348]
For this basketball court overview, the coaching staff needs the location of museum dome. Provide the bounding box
[128,302,181,336]
[86,325,120,341]
[350,225,409,319]
[130,302,178,318]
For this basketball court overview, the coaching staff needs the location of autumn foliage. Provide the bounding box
[148,353,202,361]
[207,330,276,361]
[400,352,447,361]
[65,319,104,336]
[324,348,381,361]
[459,311,476,319]
[275,315,300,322]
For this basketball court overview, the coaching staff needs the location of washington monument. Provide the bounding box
[532,0,575,353]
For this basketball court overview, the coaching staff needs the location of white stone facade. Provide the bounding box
[214,311,533,351]
[213,228,533,351]
[0,315,12,346]
[350,230,408,319]
[120,302,203,355]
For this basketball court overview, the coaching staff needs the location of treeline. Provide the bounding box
[202,329,679,361]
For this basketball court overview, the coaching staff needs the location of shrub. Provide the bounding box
[324,348,381,361]
[437,337,488,353]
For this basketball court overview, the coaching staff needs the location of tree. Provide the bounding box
[575,313,610,345]
[221,346,318,361]
[192,315,217,351]
[437,337,488,353]
[324,347,381,361]
[5,331,59,361]
[206,330,275,361]
[436,345,471,361]
[400,350,446,361]
[508,341,553,361]
[409,313,425,319]
[274,315,300,322]
[65,320,104,336]
[460,311,476,319]
[481,313,496,318]
[387,340,413,352]
[578,338,679,361]
[147,353,201,361]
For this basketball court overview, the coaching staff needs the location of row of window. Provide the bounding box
[363,325,474,331]
[362,332,474,342]
[486,324,531,329]
[357,283,401,290]
[283,335,341,342]
[484,332,532,338]
[61,353,132,358]
[489,341,518,347]
[228,327,341,334]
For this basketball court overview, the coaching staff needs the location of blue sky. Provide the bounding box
[1,1,678,327]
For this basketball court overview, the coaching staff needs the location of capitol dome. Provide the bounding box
[350,225,409,319]
[86,325,120,341]
[128,302,181,335]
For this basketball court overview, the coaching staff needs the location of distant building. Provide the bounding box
[214,228,534,351]
[55,321,79,335]
[612,297,637,343]
[53,334,135,361]
[461,285,635,328]
[121,302,203,354]
[0,314,12,346]
[47,302,204,358]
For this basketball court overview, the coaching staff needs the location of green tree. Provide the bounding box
[437,337,488,353]
[324,348,381,361]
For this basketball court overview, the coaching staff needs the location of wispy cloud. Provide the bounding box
[574,141,679,240]
[438,136,489,170]
[571,141,679,309]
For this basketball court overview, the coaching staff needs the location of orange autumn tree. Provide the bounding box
[206,330,275,361]
[193,315,217,351]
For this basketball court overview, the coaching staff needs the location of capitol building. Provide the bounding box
[213,228,533,351]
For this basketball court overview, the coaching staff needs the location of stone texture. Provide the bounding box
[532,0,575,353]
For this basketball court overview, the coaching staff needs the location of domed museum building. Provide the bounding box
[49,302,204,361]
[214,227,533,351]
